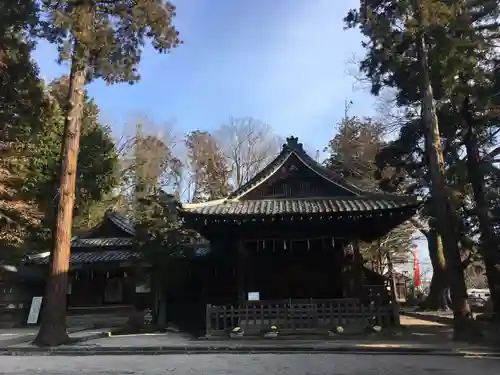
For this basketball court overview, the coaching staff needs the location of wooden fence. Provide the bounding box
[205,286,399,336]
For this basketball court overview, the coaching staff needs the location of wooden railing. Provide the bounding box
[205,286,399,336]
[0,302,28,328]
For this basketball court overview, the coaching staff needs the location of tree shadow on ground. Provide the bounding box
[400,312,500,347]
[394,324,453,342]
[402,311,454,325]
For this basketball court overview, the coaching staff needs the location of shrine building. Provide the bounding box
[180,136,421,335]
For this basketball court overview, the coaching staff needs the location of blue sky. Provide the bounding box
[34,0,376,147]
[32,0,431,277]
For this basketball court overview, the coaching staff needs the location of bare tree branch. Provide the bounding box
[215,117,282,188]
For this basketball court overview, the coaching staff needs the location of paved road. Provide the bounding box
[1,354,498,374]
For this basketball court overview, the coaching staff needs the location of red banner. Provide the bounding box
[412,245,422,288]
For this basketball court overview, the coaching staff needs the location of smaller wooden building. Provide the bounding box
[394,272,411,302]
[17,211,209,329]
[0,265,45,327]
[24,211,147,309]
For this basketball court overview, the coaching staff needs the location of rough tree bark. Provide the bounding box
[124,264,144,332]
[34,43,87,347]
[421,228,451,310]
[462,96,500,315]
[414,4,473,338]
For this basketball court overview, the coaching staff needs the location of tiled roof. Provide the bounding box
[183,197,420,216]
[181,137,421,218]
[80,211,135,239]
[33,250,140,265]
[227,136,365,199]
[71,237,134,248]
[107,211,135,235]
[28,244,210,265]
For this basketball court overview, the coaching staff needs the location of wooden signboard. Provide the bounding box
[27,296,43,325]
[248,292,260,301]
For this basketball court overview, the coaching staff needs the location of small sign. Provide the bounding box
[248,292,260,301]
[27,296,43,325]
[135,284,150,293]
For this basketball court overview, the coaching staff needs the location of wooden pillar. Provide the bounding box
[341,238,365,298]
[352,238,365,297]
[386,249,401,325]
[332,237,344,298]
[236,240,247,304]
[384,241,397,301]
[340,239,354,297]
[246,241,255,296]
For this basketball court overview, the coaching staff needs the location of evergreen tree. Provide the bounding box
[325,115,385,191]
[0,0,45,260]
[344,0,491,336]
[134,192,192,327]
[348,0,500,317]
[324,114,414,274]
[35,0,181,346]
[24,78,120,242]
[131,125,188,327]
[185,130,231,202]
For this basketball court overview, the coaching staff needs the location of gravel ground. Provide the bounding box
[0,354,498,374]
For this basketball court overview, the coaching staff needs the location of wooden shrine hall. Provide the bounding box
[181,136,421,336]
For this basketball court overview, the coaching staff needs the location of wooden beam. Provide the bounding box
[352,238,365,296]
[236,240,247,303]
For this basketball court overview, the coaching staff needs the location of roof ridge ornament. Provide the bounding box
[285,136,303,151]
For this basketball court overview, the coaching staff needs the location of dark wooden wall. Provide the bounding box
[242,154,357,200]
[197,238,345,305]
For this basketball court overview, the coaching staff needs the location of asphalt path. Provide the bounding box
[1,354,499,374]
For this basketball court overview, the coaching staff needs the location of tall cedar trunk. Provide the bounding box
[414,20,472,337]
[48,105,72,267]
[422,228,450,310]
[386,250,397,300]
[34,43,87,347]
[462,97,500,314]
[150,270,166,328]
[125,261,143,331]
[47,97,73,264]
